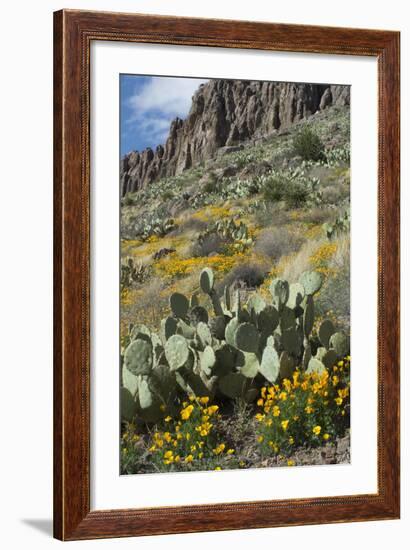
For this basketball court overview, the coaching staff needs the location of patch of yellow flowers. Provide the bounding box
[154,253,244,278]
[309,241,338,277]
[145,397,237,472]
[255,356,350,460]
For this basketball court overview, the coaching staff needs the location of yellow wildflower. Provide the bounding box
[185,454,194,463]
[213,443,226,455]
[281,420,289,431]
[313,425,321,435]
[180,404,194,420]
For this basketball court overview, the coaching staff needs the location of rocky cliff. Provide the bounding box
[120,79,349,196]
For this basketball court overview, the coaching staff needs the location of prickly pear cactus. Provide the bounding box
[121,265,349,417]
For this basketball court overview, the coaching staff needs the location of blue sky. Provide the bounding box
[120,75,208,156]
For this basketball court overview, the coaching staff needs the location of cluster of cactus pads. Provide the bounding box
[121,267,349,423]
[198,218,253,251]
[121,257,150,289]
[323,211,350,240]
[135,216,177,241]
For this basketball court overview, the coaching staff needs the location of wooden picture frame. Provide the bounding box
[53,9,400,540]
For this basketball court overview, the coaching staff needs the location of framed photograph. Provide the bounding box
[54,9,400,540]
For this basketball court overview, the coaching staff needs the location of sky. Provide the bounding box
[120,75,208,156]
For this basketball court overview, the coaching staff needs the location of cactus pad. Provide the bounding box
[124,338,153,376]
[280,306,296,332]
[161,316,178,341]
[200,345,216,376]
[269,278,289,308]
[257,305,279,333]
[225,317,239,347]
[318,319,335,348]
[247,294,266,315]
[196,321,212,347]
[300,270,323,296]
[306,357,326,375]
[303,295,314,337]
[234,322,260,353]
[170,292,189,318]
[200,267,214,294]
[287,283,305,309]
[122,363,139,397]
[121,387,138,422]
[279,351,295,379]
[165,334,190,371]
[282,328,302,356]
[237,351,260,378]
[329,332,349,358]
[259,346,280,384]
[219,372,248,398]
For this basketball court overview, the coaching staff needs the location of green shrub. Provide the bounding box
[262,175,287,202]
[284,182,309,209]
[122,194,134,207]
[203,179,219,194]
[292,127,325,162]
[262,175,308,209]
[162,190,174,201]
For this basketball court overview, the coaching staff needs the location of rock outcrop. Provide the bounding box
[121,80,349,196]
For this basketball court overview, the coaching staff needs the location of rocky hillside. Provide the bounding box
[120,80,350,196]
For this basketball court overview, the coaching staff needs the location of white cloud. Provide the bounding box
[128,77,208,119]
[127,76,208,149]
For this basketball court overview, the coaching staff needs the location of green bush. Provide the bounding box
[122,194,134,207]
[162,190,174,201]
[262,175,287,203]
[284,182,309,209]
[292,127,325,162]
[262,175,308,209]
[203,179,219,194]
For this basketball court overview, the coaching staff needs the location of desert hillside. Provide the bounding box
[120,78,350,474]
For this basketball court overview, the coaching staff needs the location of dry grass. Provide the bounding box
[254,226,303,261]
[328,235,350,271]
[321,182,349,205]
[297,206,336,225]
[281,239,322,283]
[121,277,168,334]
